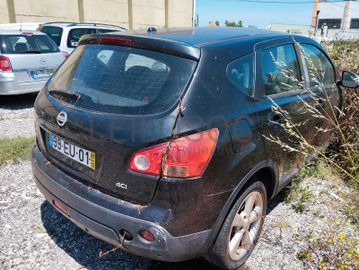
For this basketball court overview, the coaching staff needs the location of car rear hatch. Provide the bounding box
[34,34,199,204]
[0,32,64,81]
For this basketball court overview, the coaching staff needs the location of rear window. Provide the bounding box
[47,44,197,115]
[38,26,63,46]
[0,34,59,54]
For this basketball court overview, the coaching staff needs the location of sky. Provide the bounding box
[196,0,315,28]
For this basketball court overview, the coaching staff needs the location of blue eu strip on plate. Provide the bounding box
[49,134,54,147]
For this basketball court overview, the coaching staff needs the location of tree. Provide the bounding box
[225,20,244,27]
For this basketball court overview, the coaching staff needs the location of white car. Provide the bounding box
[37,22,126,54]
[0,23,40,31]
[0,30,65,95]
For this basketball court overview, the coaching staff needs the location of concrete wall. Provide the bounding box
[82,0,128,28]
[132,0,165,29]
[0,0,193,29]
[0,0,10,23]
[13,0,79,23]
[168,0,193,27]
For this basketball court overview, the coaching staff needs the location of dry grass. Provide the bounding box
[0,136,35,166]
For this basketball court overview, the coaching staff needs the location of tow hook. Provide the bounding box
[98,230,130,257]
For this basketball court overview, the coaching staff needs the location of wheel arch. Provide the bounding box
[206,160,278,249]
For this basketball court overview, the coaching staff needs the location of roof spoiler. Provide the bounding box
[78,33,201,61]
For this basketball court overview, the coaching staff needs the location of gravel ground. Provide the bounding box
[0,94,36,139]
[0,96,358,269]
[1,161,357,270]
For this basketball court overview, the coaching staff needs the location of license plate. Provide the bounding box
[49,133,96,170]
[30,69,54,80]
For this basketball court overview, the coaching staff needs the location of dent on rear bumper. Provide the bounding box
[31,145,211,262]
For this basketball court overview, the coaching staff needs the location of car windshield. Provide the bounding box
[0,34,59,54]
[47,44,197,115]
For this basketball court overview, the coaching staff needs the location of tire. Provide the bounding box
[206,181,267,269]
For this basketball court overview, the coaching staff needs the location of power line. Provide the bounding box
[224,0,350,4]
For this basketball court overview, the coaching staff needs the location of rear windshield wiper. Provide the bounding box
[48,89,81,100]
[19,50,42,54]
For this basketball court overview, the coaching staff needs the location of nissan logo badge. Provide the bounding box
[56,111,67,127]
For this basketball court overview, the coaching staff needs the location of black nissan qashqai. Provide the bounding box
[31,27,359,269]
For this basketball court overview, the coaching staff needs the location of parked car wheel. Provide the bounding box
[207,181,267,269]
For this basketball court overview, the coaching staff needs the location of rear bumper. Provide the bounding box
[0,72,46,95]
[31,145,211,262]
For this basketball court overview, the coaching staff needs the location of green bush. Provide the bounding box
[323,41,359,186]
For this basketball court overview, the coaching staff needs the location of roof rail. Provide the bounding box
[67,22,127,30]
[40,21,76,25]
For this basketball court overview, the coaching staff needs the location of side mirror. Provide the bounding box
[339,71,359,89]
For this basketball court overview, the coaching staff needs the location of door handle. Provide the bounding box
[268,111,284,123]
[315,98,325,110]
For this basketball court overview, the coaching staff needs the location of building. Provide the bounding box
[0,0,195,30]
[312,0,359,40]
[267,23,312,36]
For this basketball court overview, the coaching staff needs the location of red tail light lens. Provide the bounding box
[129,128,219,178]
[139,230,155,242]
[0,55,12,72]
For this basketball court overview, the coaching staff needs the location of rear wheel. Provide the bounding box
[207,181,267,269]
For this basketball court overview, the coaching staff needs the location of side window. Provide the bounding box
[260,44,301,95]
[96,28,117,34]
[300,44,335,87]
[39,26,63,46]
[67,28,95,48]
[227,54,253,95]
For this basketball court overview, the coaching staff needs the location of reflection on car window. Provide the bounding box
[300,44,335,87]
[260,44,301,95]
[227,54,253,96]
[125,54,169,72]
[48,45,195,115]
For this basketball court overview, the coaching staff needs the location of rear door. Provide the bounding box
[254,40,318,186]
[1,33,64,82]
[35,42,197,204]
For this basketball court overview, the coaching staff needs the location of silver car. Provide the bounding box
[0,30,65,95]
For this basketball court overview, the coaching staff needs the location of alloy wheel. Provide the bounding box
[228,191,264,261]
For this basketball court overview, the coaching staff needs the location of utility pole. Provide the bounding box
[342,0,351,32]
[6,0,16,23]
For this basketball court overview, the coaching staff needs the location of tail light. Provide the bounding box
[129,128,219,178]
[0,55,12,72]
